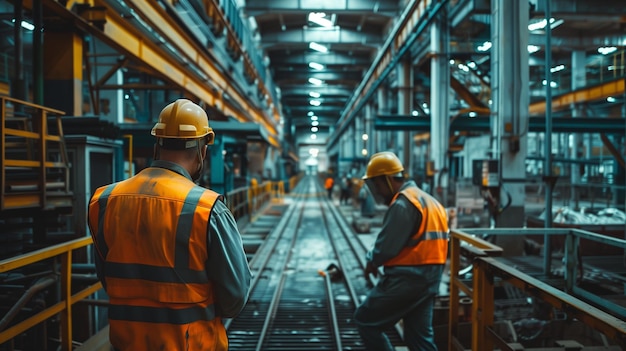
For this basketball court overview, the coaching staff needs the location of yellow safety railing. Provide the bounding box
[227,186,250,221]
[230,176,303,223]
[122,134,134,179]
[0,236,101,351]
[1,96,70,210]
[448,229,502,351]
[448,228,626,350]
[271,181,285,199]
[472,256,626,350]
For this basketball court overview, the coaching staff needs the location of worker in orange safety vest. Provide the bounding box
[354,151,449,351]
[88,99,251,351]
[324,175,334,199]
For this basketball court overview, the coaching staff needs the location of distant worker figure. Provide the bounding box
[324,175,334,199]
[358,181,376,218]
[88,99,251,351]
[340,174,353,205]
[354,151,449,351]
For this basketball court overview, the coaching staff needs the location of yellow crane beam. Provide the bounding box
[529,78,625,115]
[37,0,280,147]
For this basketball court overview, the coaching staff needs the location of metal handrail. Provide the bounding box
[473,256,626,350]
[448,228,626,350]
[1,96,70,210]
[0,236,101,351]
[448,229,503,351]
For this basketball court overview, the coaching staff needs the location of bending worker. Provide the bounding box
[353,151,449,351]
[88,99,251,351]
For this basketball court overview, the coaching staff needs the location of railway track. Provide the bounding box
[226,176,403,350]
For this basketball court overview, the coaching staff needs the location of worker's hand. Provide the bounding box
[364,261,378,278]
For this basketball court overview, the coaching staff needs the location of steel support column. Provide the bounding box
[491,0,529,254]
[430,8,450,204]
[43,32,84,116]
[570,50,586,207]
[398,58,413,172]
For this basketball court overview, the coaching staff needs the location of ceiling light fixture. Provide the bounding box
[528,18,563,32]
[308,12,334,28]
[309,100,321,106]
[311,126,319,132]
[550,64,565,73]
[12,19,34,31]
[308,62,325,70]
[309,42,328,53]
[477,41,492,52]
[311,116,318,121]
[308,77,323,85]
[312,121,319,126]
[598,47,617,55]
[527,45,541,54]
[309,91,321,98]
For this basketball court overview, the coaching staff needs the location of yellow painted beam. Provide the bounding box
[529,78,625,115]
[39,0,280,148]
[115,0,279,138]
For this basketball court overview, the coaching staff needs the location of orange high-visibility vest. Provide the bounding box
[324,177,334,189]
[88,167,227,351]
[383,186,449,267]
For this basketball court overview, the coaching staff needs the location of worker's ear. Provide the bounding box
[205,129,215,145]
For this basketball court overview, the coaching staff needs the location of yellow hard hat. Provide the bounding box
[151,99,215,144]
[363,151,404,179]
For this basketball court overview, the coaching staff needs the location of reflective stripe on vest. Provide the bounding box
[383,186,449,267]
[109,304,216,324]
[95,183,117,260]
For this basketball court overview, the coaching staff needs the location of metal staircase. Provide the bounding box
[1,96,72,211]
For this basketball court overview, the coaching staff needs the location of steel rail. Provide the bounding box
[253,197,307,350]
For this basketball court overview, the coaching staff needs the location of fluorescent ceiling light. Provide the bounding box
[528,18,562,32]
[312,121,319,126]
[308,62,325,70]
[308,77,323,85]
[12,19,34,31]
[308,12,334,28]
[308,111,315,116]
[542,80,558,88]
[311,126,319,132]
[607,96,617,103]
[309,42,328,53]
[477,41,492,52]
[528,45,541,54]
[310,116,318,121]
[598,47,617,55]
[550,64,565,73]
[310,134,317,140]
[309,100,321,106]
[309,91,321,98]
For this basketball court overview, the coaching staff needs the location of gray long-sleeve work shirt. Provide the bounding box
[366,180,423,273]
